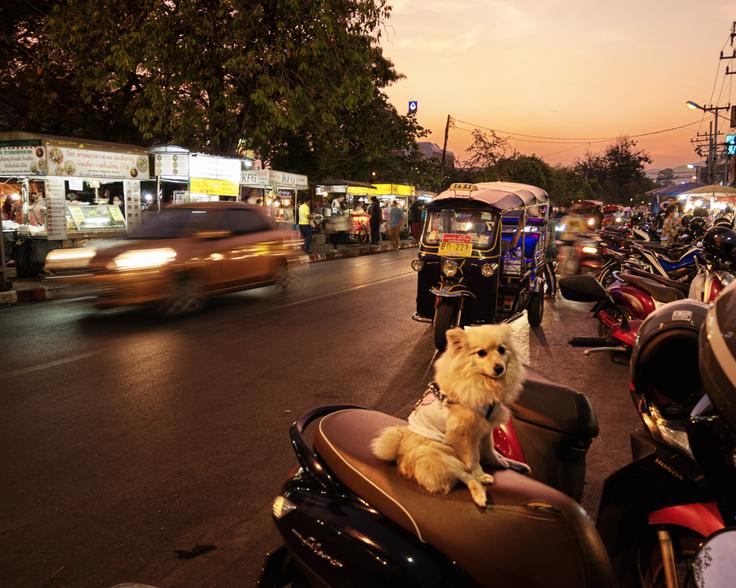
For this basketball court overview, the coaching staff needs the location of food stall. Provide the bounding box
[0,132,148,276]
[240,169,308,226]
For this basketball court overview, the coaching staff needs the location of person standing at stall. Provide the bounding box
[408,199,423,242]
[369,196,382,244]
[298,196,314,253]
[388,200,403,250]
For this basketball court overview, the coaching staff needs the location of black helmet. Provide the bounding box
[688,216,708,239]
[703,226,733,257]
[699,281,736,431]
[630,300,709,423]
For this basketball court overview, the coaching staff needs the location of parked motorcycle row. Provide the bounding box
[258,187,736,588]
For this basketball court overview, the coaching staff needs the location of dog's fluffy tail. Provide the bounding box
[371,426,407,462]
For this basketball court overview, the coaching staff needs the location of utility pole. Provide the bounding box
[439,114,452,187]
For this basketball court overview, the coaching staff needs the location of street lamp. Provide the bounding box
[686,100,704,111]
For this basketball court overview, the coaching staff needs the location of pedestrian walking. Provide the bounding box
[388,200,403,249]
[369,196,382,244]
[408,199,423,242]
[298,197,314,253]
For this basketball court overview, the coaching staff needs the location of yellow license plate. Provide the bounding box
[438,240,473,257]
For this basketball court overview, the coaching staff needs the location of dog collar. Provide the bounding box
[422,382,496,421]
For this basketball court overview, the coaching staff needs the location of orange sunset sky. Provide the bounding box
[381,0,735,170]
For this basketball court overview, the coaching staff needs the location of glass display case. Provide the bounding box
[66,204,126,232]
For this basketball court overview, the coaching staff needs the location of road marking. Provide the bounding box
[268,271,413,312]
[5,351,99,379]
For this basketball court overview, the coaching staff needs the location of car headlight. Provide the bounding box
[442,259,459,277]
[481,262,498,277]
[110,248,177,271]
[582,246,598,255]
[45,247,97,269]
[411,259,424,272]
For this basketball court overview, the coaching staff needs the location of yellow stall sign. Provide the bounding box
[190,177,239,197]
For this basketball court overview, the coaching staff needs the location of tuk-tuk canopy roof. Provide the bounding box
[431,181,549,211]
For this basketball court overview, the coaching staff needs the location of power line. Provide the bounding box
[453,119,701,144]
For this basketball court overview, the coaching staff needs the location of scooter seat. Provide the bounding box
[626,266,690,295]
[618,272,685,303]
[315,409,612,588]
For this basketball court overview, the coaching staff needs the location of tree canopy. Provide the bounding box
[0,0,423,181]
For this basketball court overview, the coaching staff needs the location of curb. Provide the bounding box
[0,285,62,305]
[1,243,417,305]
[298,241,417,264]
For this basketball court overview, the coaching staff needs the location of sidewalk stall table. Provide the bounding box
[240,169,308,227]
[0,132,148,276]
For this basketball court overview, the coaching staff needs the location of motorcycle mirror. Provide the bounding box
[559,275,609,302]
[693,529,736,587]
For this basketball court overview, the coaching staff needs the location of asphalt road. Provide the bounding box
[0,249,637,587]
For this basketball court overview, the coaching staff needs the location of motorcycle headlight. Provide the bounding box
[109,248,177,271]
[582,246,598,255]
[442,259,459,277]
[481,262,498,277]
[411,258,424,272]
[587,218,596,227]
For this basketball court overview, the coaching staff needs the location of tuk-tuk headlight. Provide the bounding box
[481,263,498,277]
[411,259,424,272]
[442,259,459,277]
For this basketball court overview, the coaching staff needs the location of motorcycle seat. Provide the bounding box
[512,368,599,439]
[314,409,612,588]
[626,266,690,294]
[618,272,685,303]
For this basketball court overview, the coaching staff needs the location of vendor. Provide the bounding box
[28,191,46,226]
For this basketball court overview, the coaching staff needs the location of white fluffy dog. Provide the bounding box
[371,324,527,508]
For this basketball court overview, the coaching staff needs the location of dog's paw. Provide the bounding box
[467,480,487,508]
[478,472,495,485]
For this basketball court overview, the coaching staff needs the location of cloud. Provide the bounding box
[386,0,536,53]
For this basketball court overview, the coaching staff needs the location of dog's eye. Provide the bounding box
[498,345,506,355]
[476,349,487,357]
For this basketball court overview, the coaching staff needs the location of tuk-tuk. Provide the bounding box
[411,182,551,349]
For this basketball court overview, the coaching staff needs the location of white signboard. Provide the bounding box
[269,170,308,190]
[154,153,189,179]
[240,169,269,186]
[124,181,142,229]
[188,153,240,183]
[241,169,308,190]
[46,144,150,180]
[0,145,47,176]
[44,178,67,240]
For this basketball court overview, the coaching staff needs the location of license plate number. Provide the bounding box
[438,234,473,257]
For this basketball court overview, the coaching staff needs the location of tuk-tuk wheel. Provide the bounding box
[434,302,458,351]
[527,291,544,326]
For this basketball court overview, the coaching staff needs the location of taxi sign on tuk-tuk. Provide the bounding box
[438,233,473,257]
[449,183,477,192]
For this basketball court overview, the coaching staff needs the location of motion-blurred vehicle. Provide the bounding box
[601,204,630,228]
[44,202,301,316]
[569,199,604,230]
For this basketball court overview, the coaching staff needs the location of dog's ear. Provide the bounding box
[445,327,467,353]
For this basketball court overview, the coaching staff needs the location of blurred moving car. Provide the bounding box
[44,202,302,316]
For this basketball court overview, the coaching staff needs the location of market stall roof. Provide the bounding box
[431,181,548,210]
[645,182,703,198]
[678,183,736,199]
[0,131,147,154]
[320,178,376,189]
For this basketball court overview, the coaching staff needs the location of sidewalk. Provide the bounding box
[0,238,418,305]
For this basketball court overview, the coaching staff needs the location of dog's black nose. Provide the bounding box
[494,365,504,375]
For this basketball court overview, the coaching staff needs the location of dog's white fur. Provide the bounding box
[371,324,526,507]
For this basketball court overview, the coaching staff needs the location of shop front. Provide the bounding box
[0,132,149,276]
[240,169,308,226]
